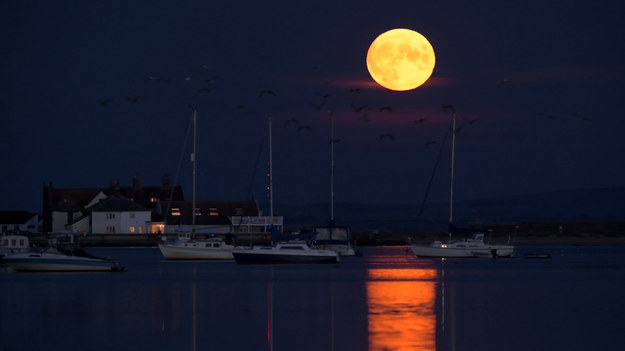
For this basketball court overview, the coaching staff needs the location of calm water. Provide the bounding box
[1,245,624,351]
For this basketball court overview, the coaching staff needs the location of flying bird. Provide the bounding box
[315,92,331,99]
[379,106,393,113]
[98,98,112,107]
[351,104,367,113]
[195,87,210,95]
[414,118,426,124]
[329,138,342,143]
[298,125,312,131]
[284,118,299,127]
[312,102,326,110]
[349,88,363,93]
[497,79,509,88]
[259,90,277,97]
[125,96,141,104]
[379,134,395,140]
[425,141,438,148]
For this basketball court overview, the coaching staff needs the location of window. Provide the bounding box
[171,208,181,216]
[150,197,158,203]
[209,207,219,216]
[129,213,135,219]
[106,226,116,233]
[107,213,116,220]
[129,226,135,233]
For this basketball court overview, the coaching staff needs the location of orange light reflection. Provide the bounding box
[367,268,437,351]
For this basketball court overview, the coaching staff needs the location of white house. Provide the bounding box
[0,211,39,234]
[88,196,152,234]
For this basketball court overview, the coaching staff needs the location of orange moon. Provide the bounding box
[366,29,435,91]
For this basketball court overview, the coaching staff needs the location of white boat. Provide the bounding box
[232,241,339,264]
[159,236,238,260]
[410,233,515,258]
[0,236,123,272]
[158,109,244,260]
[409,105,515,258]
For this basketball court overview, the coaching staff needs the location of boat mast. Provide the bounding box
[268,116,274,218]
[448,106,457,239]
[329,110,335,223]
[192,108,197,233]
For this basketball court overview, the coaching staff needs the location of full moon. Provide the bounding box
[366,28,435,91]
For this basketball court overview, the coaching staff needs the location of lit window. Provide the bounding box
[171,208,181,216]
[150,197,158,203]
[129,226,135,233]
[209,207,219,216]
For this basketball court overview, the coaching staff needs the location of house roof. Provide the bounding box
[45,180,184,211]
[0,211,38,224]
[88,196,150,212]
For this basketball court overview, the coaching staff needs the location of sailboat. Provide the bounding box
[312,111,359,256]
[158,109,243,260]
[409,106,515,258]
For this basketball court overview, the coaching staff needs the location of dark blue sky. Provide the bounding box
[2,0,624,215]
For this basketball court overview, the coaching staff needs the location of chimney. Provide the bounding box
[133,173,140,189]
[162,174,171,188]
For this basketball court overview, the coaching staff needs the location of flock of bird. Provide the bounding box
[97,64,591,153]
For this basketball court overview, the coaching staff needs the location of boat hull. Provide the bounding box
[409,243,514,258]
[158,243,234,260]
[1,253,118,272]
[232,248,339,264]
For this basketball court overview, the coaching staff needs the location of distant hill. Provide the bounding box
[274,187,625,231]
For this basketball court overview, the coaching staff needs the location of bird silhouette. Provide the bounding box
[315,92,331,99]
[284,118,299,127]
[425,141,438,148]
[379,134,395,140]
[125,96,141,104]
[195,87,210,95]
[414,118,426,124]
[298,125,312,131]
[98,98,112,107]
[379,106,393,113]
[329,138,342,143]
[259,90,277,97]
[312,102,326,110]
[351,104,367,113]
[349,88,363,93]
[497,79,509,88]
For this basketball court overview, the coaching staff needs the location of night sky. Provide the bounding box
[2,1,624,215]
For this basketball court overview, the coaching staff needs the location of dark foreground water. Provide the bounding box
[2,245,624,351]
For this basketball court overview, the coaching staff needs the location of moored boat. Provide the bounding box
[409,105,515,258]
[410,233,514,258]
[0,235,123,272]
[158,236,239,260]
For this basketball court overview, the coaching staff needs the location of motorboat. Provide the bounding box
[232,241,339,264]
[158,236,239,260]
[0,235,124,272]
[410,233,514,258]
